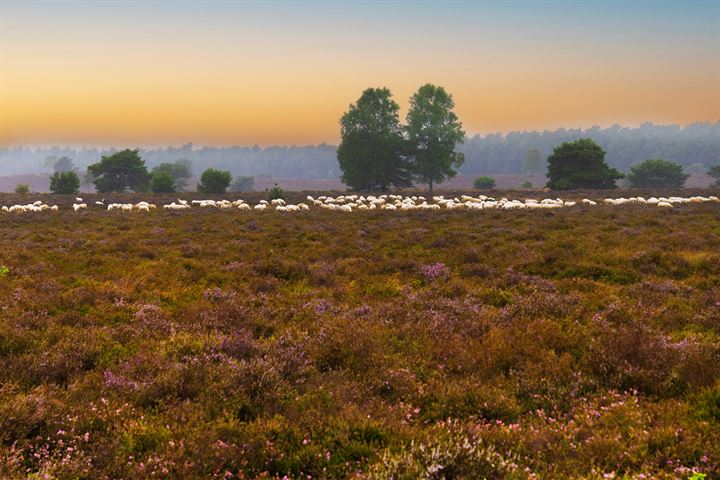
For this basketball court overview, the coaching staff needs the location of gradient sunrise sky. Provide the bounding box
[0,0,718,147]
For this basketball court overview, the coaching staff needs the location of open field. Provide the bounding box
[1,190,720,479]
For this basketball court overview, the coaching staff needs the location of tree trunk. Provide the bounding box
[428,179,433,195]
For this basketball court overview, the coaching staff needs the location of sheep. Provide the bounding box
[657,201,673,208]
[73,203,87,212]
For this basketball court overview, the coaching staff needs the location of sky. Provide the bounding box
[0,0,718,147]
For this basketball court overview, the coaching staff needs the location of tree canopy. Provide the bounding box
[406,84,465,193]
[150,172,177,193]
[49,171,80,194]
[197,168,232,194]
[151,159,192,191]
[627,159,689,188]
[337,87,411,191]
[87,149,151,193]
[546,138,623,190]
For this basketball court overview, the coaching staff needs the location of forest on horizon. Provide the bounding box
[1,121,718,179]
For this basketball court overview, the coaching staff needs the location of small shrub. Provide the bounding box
[267,183,285,201]
[521,180,533,189]
[473,176,496,189]
[14,184,29,195]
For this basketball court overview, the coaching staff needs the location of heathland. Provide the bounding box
[1,189,719,479]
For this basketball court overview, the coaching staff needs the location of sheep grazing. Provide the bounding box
[73,203,87,212]
[657,201,673,208]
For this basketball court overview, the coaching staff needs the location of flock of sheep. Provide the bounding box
[1,194,717,215]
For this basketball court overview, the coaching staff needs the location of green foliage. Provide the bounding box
[197,168,232,194]
[150,172,176,193]
[709,164,720,187]
[0,265,8,277]
[472,176,496,189]
[87,149,151,193]
[229,175,255,192]
[522,180,533,189]
[49,171,80,194]
[546,138,623,190]
[151,159,192,191]
[14,184,29,195]
[338,87,411,191]
[523,148,543,174]
[267,183,285,201]
[406,84,465,193]
[627,158,689,188]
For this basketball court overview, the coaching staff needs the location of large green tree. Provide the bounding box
[151,159,192,191]
[337,87,411,191]
[406,84,465,194]
[49,171,80,194]
[87,149,151,193]
[627,159,689,188]
[546,139,623,190]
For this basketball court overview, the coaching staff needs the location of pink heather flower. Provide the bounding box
[325,451,331,461]
[421,262,448,280]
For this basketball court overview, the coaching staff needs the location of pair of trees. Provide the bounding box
[337,84,465,193]
[545,139,699,189]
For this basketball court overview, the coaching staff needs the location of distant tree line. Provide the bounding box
[3,122,717,179]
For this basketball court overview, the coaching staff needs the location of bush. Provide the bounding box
[627,159,689,188]
[49,171,80,194]
[197,168,232,194]
[14,184,29,195]
[546,138,623,190]
[472,176,496,189]
[522,180,533,189]
[267,183,285,201]
[150,172,176,193]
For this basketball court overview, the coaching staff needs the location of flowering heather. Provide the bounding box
[0,189,719,479]
[421,262,448,280]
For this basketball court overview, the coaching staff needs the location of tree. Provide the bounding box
[150,172,176,193]
[406,84,465,194]
[87,149,151,193]
[473,176,496,189]
[627,159,689,188]
[337,87,411,191]
[14,184,29,195]
[229,176,255,192]
[49,171,80,194]
[523,148,543,174]
[197,168,232,194]
[546,138,623,190]
[151,159,192,191]
[708,165,720,187]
